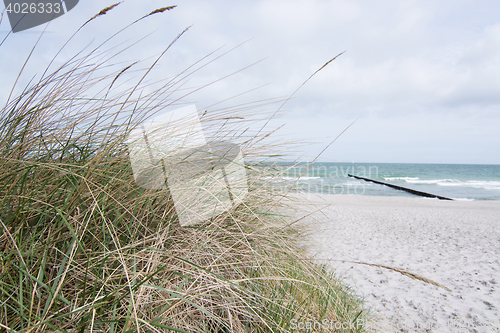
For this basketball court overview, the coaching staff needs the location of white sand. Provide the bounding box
[289,194,500,332]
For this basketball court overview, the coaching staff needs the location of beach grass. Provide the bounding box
[0,5,370,332]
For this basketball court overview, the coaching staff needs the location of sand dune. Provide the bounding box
[290,194,500,332]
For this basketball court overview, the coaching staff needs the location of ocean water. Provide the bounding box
[267,162,500,201]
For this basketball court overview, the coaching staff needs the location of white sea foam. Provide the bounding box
[344,181,373,187]
[260,176,322,182]
[384,177,419,181]
[384,177,500,190]
[297,176,322,180]
[406,178,457,185]
[462,180,500,190]
[280,176,322,181]
[418,180,500,190]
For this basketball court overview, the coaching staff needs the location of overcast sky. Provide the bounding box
[1,0,499,164]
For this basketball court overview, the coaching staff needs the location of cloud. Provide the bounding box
[1,0,499,163]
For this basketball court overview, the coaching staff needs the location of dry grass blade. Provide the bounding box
[89,2,122,21]
[108,61,139,92]
[326,259,451,291]
[311,51,346,78]
[359,261,452,291]
[148,6,177,16]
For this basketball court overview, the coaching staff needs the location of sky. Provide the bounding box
[1,0,499,164]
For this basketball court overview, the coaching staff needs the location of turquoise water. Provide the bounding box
[269,162,500,201]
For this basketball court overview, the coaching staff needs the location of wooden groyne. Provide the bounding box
[348,174,453,200]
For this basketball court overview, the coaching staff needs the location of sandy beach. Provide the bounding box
[289,194,500,332]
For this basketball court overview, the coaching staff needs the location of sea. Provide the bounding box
[266,162,500,201]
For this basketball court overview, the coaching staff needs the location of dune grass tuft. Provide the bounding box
[0,6,371,332]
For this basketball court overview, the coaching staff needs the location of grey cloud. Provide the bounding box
[1,0,499,163]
